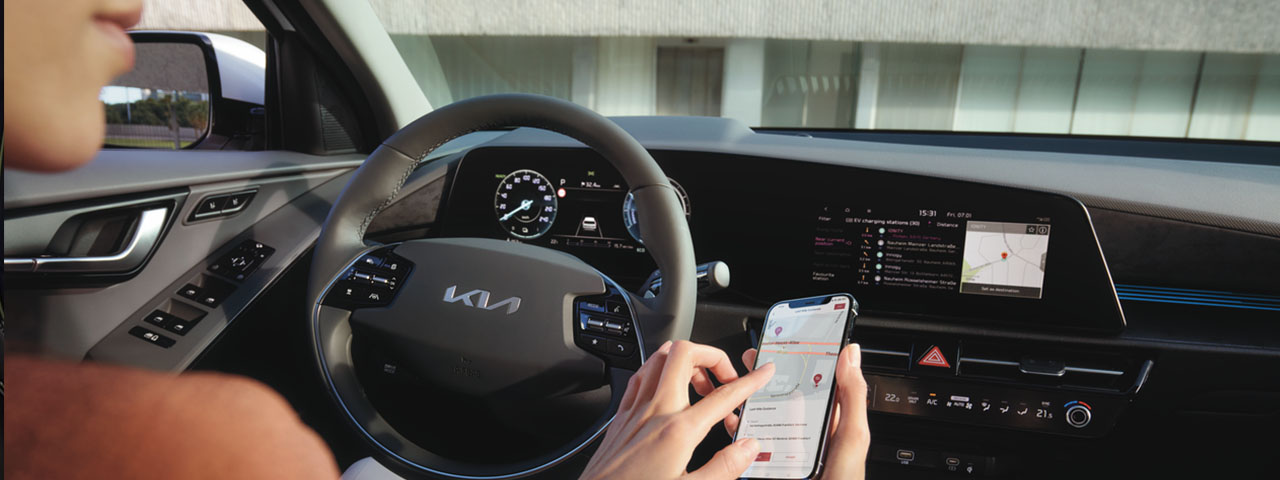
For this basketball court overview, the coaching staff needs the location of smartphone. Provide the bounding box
[735,293,857,479]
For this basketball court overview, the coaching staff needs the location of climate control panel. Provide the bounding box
[866,374,1122,437]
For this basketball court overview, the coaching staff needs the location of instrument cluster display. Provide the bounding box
[444,148,691,282]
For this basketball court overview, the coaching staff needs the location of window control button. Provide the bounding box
[177,284,204,301]
[129,326,176,348]
[144,310,177,328]
[164,320,194,336]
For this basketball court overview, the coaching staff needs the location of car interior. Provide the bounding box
[4,1,1279,479]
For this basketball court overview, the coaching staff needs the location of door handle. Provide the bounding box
[4,207,168,273]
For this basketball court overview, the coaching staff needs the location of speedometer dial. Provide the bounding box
[622,178,690,244]
[494,169,557,239]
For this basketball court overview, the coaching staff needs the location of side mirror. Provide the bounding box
[100,32,265,150]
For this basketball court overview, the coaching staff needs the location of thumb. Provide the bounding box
[686,437,760,480]
[824,343,870,479]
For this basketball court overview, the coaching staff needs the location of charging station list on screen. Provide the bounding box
[737,298,850,479]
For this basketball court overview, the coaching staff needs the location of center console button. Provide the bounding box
[1065,402,1092,428]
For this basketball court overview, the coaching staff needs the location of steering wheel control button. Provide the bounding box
[607,340,635,357]
[322,248,414,310]
[580,335,610,355]
[359,255,384,268]
[1065,401,1092,428]
[584,316,606,332]
[605,300,629,317]
[129,326,176,348]
[579,300,606,313]
[572,285,641,368]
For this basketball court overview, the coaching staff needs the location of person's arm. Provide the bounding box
[4,355,340,480]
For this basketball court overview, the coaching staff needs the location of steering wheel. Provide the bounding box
[307,94,696,478]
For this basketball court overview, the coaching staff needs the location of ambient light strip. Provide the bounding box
[1114,284,1280,312]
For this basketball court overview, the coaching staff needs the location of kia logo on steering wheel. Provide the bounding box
[442,285,522,315]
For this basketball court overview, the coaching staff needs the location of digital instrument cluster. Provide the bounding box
[442,148,689,282]
[485,165,689,249]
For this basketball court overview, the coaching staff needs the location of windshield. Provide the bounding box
[137,1,1278,142]
[366,3,1278,142]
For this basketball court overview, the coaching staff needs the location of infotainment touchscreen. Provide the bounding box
[813,211,1053,300]
[791,170,1124,332]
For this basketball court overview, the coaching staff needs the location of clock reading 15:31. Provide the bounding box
[494,169,558,239]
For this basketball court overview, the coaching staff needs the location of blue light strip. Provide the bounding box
[1114,284,1280,312]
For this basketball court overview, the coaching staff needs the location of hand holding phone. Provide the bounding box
[580,340,777,480]
[731,294,869,479]
[727,344,869,480]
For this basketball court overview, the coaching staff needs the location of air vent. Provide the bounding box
[855,330,913,373]
[958,342,1142,393]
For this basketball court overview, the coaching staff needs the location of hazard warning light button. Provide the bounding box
[914,344,956,374]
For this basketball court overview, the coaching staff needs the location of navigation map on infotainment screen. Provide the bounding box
[959,221,1050,299]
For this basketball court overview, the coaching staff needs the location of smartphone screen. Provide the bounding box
[736,294,855,479]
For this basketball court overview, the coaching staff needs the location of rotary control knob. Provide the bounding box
[1065,401,1092,429]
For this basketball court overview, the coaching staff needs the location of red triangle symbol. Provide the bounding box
[918,346,951,368]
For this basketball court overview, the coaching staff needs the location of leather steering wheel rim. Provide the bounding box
[306,94,696,478]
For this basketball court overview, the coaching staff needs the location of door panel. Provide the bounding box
[4,149,362,361]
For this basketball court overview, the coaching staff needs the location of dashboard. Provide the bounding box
[408,134,1278,477]
[14,114,1276,479]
